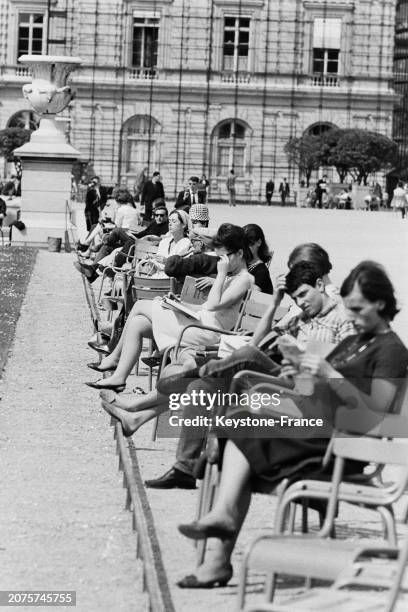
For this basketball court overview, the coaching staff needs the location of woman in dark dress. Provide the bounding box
[177,261,408,588]
[243,224,273,294]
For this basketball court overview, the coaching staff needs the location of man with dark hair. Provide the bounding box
[85,176,109,230]
[176,176,206,212]
[145,260,354,489]
[140,171,165,224]
[265,179,274,205]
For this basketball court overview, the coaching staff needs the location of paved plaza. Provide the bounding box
[0,205,407,611]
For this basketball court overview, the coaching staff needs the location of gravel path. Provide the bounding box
[0,252,145,612]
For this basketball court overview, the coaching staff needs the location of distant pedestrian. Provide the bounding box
[134,166,148,201]
[141,171,165,224]
[265,179,274,205]
[315,174,328,208]
[278,178,290,206]
[84,176,108,231]
[198,174,210,203]
[226,169,236,207]
[392,181,407,219]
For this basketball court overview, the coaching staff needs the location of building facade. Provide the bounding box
[0,0,398,200]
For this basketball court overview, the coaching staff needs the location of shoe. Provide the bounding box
[87,362,116,372]
[177,565,233,589]
[145,467,196,490]
[85,380,126,392]
[88,340,110,355]
[73,260,96,278]
[76,241,88,252]
[178,521,235,540]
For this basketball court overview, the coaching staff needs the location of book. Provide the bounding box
[161,295,202,320]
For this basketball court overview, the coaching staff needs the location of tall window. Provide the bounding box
[214,120,249,176]
[121,115,161,181]
[312,18,341,80]
[223,16,250,72]
[17,13,45,58]
[132,15,159,71]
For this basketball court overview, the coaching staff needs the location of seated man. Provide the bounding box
[176,176,205,213]
[102,260,355,489]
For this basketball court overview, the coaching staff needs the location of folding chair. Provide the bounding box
[237,379,408,609]
[242,532,408,611]
[97,240,159,307]
[130,276,173,391]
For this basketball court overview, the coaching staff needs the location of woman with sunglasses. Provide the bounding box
[86,224,253,393]
[176,261,408,588]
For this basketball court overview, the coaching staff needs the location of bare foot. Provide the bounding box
[101,401,144,436]
[99,389,147,412]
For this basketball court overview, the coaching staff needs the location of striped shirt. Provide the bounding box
[275,299,354,346]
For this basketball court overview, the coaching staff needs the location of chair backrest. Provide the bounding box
[180,276,210,305]
[132,276,172,301]
[134,242,159,262]
[237,290,287,334]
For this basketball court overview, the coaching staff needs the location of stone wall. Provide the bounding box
[0,0,398,200]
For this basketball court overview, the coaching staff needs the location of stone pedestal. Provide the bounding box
[13,134,80,245]
[14,155,77,245]
[11,54,82,246]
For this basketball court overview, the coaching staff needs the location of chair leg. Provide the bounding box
[379,505,397,546]
[265,572,277,603]
[196,464,219,567]
[300,500,308,534]
[287,503,297,533]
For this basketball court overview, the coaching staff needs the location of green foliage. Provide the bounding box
[325,129,398,185]
[0,128,31,162]
[284,134,323,186]
[286,128,398,185]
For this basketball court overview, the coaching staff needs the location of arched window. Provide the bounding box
[306,122,336,136]
[7,110,40,130]
[212,119,251,177]
[121,115,161,181]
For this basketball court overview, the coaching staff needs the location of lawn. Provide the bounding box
[0,247,37,376]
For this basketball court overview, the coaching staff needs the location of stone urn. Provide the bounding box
[12,55,83,245]
[18,54,82,147]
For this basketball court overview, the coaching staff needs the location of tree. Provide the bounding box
[0,127,31,177]
[284,134,324,186]
[325,129,398,185]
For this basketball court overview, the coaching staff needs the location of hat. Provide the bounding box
[189,204,210,222]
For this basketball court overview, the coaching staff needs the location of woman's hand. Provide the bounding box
[217,254,229,276]
[279,358,298,380]
[299,353,337,379]
[195,277,215,290]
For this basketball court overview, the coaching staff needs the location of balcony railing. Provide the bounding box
[220,71,251,84]
[128,67,158,80]
[310,74,340,87]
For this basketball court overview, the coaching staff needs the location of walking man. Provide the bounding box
[279,177,290,206]
[265,179,274,205]
[226,169,236,207]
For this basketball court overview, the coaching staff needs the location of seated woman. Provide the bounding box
[176,261,408,588]
[192,223,273,295]
[147,209,192,274]
[86,223,254,391]
[244,224,273,294]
